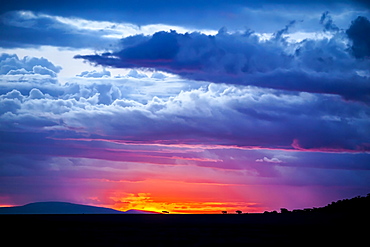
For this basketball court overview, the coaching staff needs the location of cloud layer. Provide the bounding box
[0,10,216,49]
[76,16,370,103]
[1,55,368,153]
[0,56,369,209]
[2,1,369,32]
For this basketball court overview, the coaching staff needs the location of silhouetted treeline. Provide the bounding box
[263,193,370,215]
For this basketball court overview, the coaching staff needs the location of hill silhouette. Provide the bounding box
[0,202,124,214]
[262,193,370,215]
[318,193,370,213]
[0,201,158,214]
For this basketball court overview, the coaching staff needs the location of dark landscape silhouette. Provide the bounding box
[1,194,369,246]
[0,201,158,214]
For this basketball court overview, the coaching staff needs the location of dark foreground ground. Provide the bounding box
[2,212,368,246]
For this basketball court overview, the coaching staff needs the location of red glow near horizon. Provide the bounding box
[2,135,366,214]
[91,179,268,214]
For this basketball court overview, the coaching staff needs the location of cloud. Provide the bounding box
[320,11,340,32]
[346,16,370,59]
[256,157,283,163]
[32,65,58,77]
[0,53,62,75]
[151,72,167,79]
[0,10,217,50]
[0,91,22,114]
[1,1,368,33]
[0,11,118,49]
[0,52,369,210]
[6,68,31,75]
[126,69,148,79]
[76,16,370,103]
[28,88,46,99]
[0,57,368,154]
[77,69,111,78]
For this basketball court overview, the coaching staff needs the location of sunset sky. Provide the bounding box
[0,0,369,213]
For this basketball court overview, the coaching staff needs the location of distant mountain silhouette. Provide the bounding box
[0,202,159,214]
[125,209,161,214]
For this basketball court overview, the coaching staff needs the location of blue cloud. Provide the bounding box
[77,69,111,78]
[0,53,62,75]
[76,17,370,103]
[0,57,369,153]
[118,31,179,60]
[1,1,368,33]
[0,11,117,49]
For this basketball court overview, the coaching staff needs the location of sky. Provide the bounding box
[0,0,369,213]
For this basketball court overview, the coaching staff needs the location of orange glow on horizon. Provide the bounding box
[0,204,16,208]
[92,179,268,214]
[109,197,263,214]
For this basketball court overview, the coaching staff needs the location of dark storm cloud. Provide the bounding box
[76,19,370,103]
[346,16,370,59]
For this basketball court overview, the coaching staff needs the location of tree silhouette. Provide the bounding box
[236,210,242,214]
[222,211,227,214]
[280,208,289,214]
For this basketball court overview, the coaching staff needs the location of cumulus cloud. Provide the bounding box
[77,69,111,78]
[32,65,58,77]
[75,16,370,103]
[126,69,148,79]
[28,88,46,99]
[0,57,368,154]
[0,53,61,74]
[151,72,167,79]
